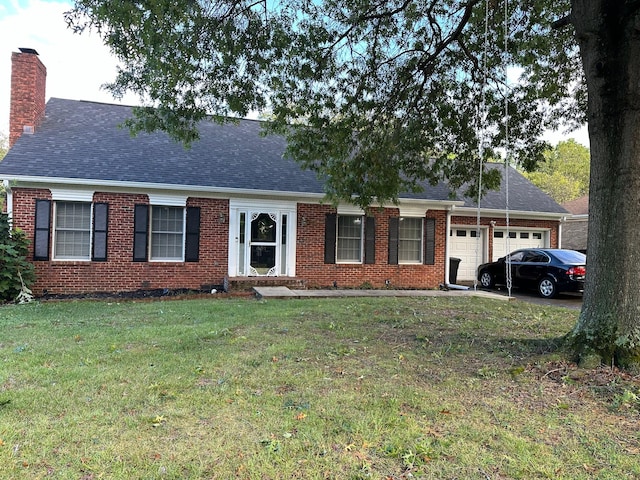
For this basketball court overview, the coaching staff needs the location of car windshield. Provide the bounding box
[552,250,586,264]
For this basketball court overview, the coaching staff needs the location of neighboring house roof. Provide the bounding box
[562,195,588,252]
[458,163,568,214]
[562,194,589,215]
[0,97,565,214]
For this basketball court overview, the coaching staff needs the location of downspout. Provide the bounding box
[3,180,12,219]
[444,206,452,286]
[558,216,565,249]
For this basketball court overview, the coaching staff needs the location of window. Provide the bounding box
[398,217,422,263]
[54,202,92,260]
[337,215,363,262]
[34,199,108,262]
[133,204,199,263]
[150,206,185,261]
[520,232,530,239]
[533,232,542,240]
[508,251,525,262]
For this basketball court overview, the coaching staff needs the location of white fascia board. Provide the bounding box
[451,206,565,221]
[3,176,326,201]
[564,214,588,221]
[5,176,463,210]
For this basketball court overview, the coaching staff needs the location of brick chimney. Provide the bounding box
[9,48,47,148]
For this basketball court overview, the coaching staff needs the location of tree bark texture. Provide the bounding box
[570,1,640,366]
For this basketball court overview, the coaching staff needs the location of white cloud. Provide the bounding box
[0,0,139,135]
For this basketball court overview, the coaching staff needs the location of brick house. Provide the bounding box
[0,49,567,296]
[561,195,589,254]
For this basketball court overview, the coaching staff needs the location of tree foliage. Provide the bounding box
[66,0,581,207]
[523,139,590,204]
[65,1,640,368]
[0,213,35,303]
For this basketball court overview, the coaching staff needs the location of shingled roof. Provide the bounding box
[0,97,565,214]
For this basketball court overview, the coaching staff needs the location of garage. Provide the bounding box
[492,229,547,260]
[449,227,487,282]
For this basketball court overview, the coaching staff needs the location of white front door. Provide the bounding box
[228,201,297,277]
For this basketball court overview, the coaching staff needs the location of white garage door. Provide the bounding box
[492,230,546,260]
[449,227,486,283]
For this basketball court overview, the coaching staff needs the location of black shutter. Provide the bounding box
[388,217,399,265]
[364,217,375,264]
[424,217,436,265]
[324,213,337,264]
[185,207,200,262]
[133,204,149,262]
[33,199,51,261]
[92,203,109,261]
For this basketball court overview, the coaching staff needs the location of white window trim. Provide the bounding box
[398,216,423,264]
[336,214,364,264]
[337,205,365,215]
[148,194,187,207]
[50,188,95,202]
[52,201,93,262]
[149,205,186,262]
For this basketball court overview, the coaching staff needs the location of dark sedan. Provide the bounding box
[477,248,586,298]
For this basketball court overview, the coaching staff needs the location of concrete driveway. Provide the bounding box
[490,287,583,310]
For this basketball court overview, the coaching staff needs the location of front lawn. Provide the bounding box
[1,297,638,479]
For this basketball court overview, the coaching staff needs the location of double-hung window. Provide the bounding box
[336,215,363,262]
[388,216,435,265]
[150,206,185,261]
[133,200,200,263]
[398,217,422,263]
[53,201,92,260]
[324,212,375,264]
[33,195,108,262]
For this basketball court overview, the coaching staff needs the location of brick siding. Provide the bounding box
[296,203,447,289]
[9,189,560,295]
[11,189,228,295]
[10,51,46,148]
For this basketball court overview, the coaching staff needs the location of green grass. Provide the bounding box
[1,297,639,479]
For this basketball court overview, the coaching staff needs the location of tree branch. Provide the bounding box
[551,14,572,30]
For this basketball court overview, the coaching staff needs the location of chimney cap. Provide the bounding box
[18,47,39,55]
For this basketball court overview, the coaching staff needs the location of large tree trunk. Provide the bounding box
[569,1,640,367]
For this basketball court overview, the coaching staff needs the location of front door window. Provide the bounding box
[249,213,278,276]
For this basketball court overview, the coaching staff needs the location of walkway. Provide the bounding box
[253,286,511,301]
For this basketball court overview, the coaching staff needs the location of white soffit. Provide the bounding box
[147,194,187,206]
[50,188,95,202]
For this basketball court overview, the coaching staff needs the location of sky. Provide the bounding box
[0,0,139,136]
[0,0,590,147]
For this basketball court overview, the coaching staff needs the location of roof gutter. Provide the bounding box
[451,206,565,221]
[1,175,463,210]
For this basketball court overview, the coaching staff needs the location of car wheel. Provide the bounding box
[479,271,494,289]
[538,276,557,299]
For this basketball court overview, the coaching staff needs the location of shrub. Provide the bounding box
[0,213,35,303]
